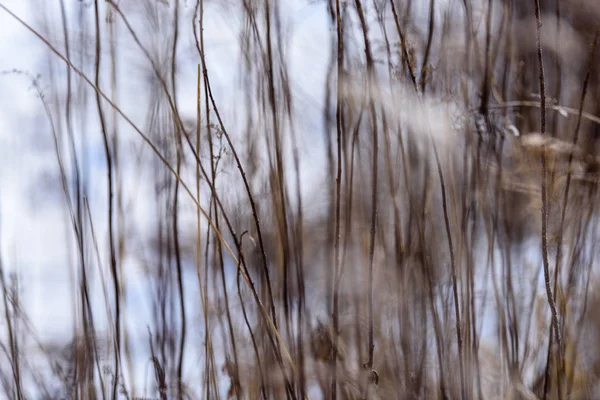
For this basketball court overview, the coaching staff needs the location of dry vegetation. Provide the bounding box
[2,0,600,399]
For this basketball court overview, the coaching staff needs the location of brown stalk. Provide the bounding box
[352,2,381,399]
[92,2,121,398]
[330,0,344,398]
[532,1,563,398]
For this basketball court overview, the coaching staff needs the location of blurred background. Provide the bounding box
[1,0,600,399]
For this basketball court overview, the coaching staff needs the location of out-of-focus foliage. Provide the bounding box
[1,0,600,399]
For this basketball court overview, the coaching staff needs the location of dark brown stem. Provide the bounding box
[353,2,378,398]
[331,0,344,398]
[532,0,563,398]
[93,2,120,398]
